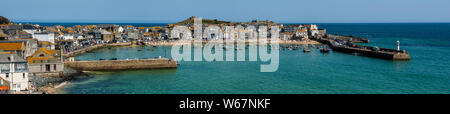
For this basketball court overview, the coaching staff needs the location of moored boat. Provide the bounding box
[320,48,331,53]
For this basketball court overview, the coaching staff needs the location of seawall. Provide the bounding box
[64,58,177,71]
[314,38,410,60]
[63,42,132,58]
[327,34,370,43]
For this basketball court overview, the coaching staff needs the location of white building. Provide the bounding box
[307,24,320,36]
[33,32,55,43]
[311,30,320,36]
[295,30,308,39]
[117,26,124,33]
[62,34,74,40]
[0,54,29,92]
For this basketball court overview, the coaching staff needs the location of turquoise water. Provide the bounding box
[64,23,450,94]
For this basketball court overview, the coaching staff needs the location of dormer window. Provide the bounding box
[39,54,45,57]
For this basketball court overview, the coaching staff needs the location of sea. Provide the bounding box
[26,22,450,94]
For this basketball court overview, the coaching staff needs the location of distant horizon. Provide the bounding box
[3,0,450,24]
[13,20,450,24]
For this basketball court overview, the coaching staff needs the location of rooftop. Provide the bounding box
[0,42,24,51]
[0,54,26,63]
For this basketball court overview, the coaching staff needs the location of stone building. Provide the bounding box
[100,30,113,42]
[26,48,63,76]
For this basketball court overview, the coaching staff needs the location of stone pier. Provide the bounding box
[64,58,177,71]
[63,42,132,58]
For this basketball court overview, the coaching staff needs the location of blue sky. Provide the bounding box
[1,0,449,23]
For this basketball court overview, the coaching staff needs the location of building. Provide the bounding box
[305,24,319,36]
[0,41,26,58]
[113,33,123,42]
[33,32,55,43]
[87,31,102,43]
[295,30,308,40]
[318,29,327,36]
[0,76,9,93]
[283,25,298,33]
[0,53,29,92]
[280,32,294,40]
[0,31,7,40]
[8,38,39,57]
[100,30,113,42]
[126,30,139,41]
[26,48,64,76]
[22,24,39,34]
[39,41,56,49]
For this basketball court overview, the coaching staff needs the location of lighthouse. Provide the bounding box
[396,40,400,51]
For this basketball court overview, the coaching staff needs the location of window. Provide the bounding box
[0,64,10,72]
[23,73,25,79]
[5,73,8,78]
[33,60,36,63]
[14,63,27,72]
[54,64,57,70]
[39,54,45,57]
[40,60,43,63]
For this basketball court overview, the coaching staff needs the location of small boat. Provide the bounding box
[303,48,311,52]
[320,48,331,53]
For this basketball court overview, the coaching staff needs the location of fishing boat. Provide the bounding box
[320,48,331,53]
[303,48,311,52]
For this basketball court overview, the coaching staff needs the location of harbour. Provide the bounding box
[60,23,450,94]
[1,15,449,94]
[313,34,411,60]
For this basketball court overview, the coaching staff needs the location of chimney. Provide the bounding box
[60,46,63,62]
[9,54,14,62]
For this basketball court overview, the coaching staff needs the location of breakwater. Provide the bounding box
[63,42,132,58]
[327,34,370,43]
[64,58,177,71]
[314,37,410,60]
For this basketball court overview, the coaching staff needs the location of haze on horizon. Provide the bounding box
[1,0,449,23]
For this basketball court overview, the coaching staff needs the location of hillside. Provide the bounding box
[0,16,11,24]
[175,16,231,25]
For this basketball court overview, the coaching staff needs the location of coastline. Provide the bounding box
[63,40,321,58]
[146,39,321,46]
[39,81,69,94]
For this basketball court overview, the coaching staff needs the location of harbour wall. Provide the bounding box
[327,34,370,43]
[64,58,177,71]
[314,38,410,60]
[63,42,132,58]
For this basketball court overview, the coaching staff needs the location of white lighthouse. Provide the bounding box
[396,40,400,51]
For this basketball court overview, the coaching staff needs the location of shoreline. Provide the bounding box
[31,71,91,94]
[146,40,321,46]
[63,40,321,58]
[39,81,69,94]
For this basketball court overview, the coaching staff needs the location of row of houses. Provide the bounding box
[280,24,326,40]
[0,34,64,93]
[170,23,326,41]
